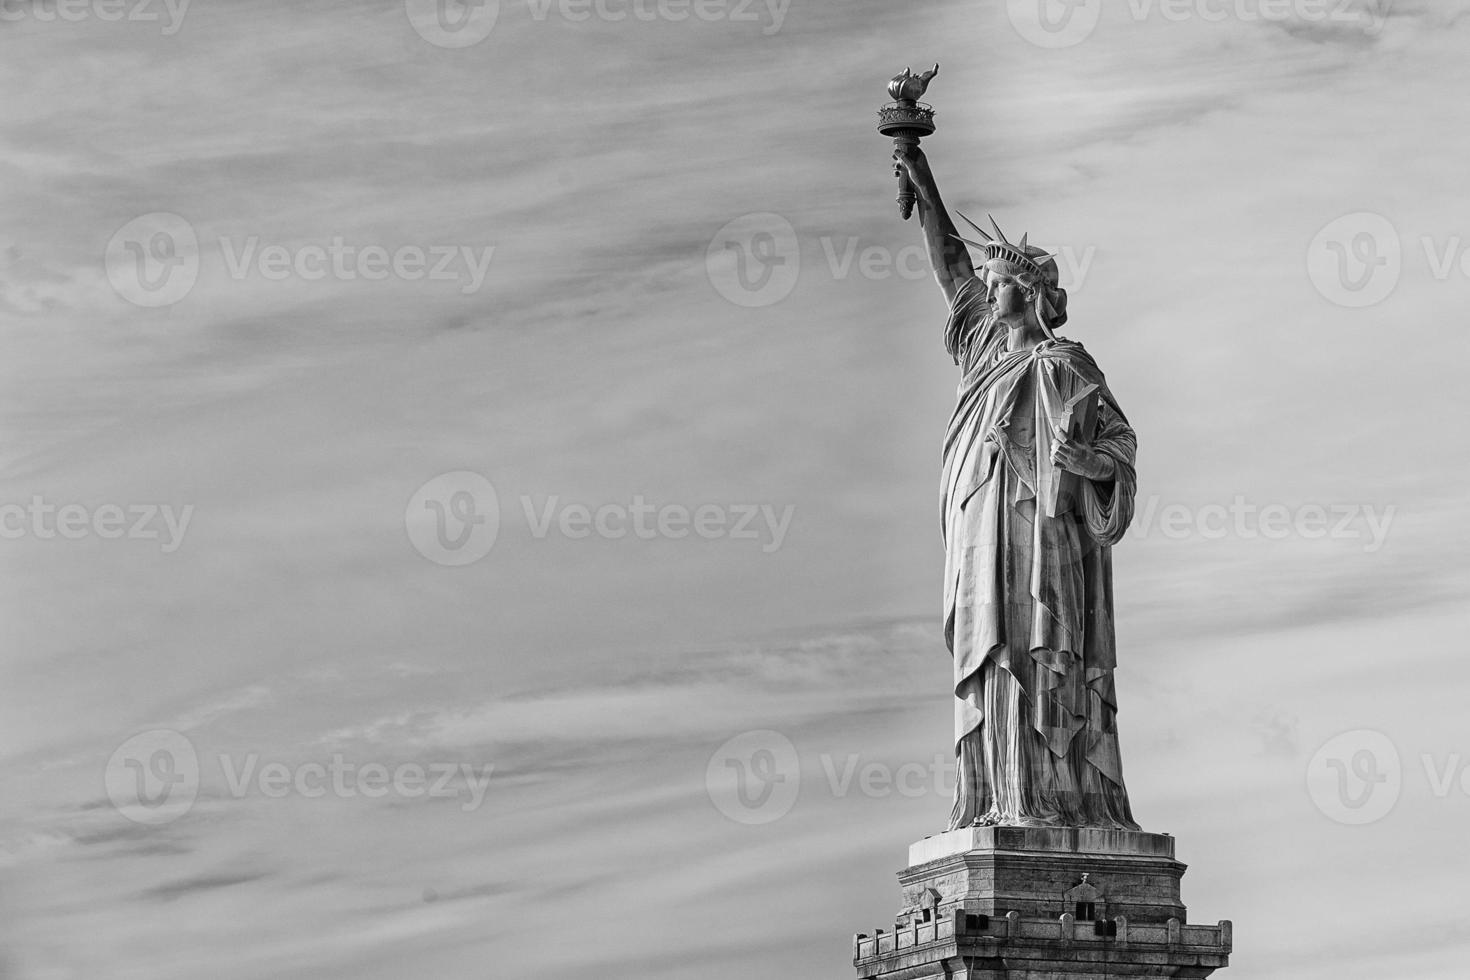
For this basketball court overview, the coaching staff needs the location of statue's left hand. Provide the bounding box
[1052,428,1116,481]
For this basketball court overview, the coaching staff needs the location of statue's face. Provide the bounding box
[986,270,1029,317]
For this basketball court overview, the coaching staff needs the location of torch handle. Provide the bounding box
[891,133,923,221]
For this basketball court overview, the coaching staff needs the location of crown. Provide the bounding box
[949,211,1056,284]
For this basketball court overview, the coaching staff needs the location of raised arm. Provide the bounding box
[893,146,976,308]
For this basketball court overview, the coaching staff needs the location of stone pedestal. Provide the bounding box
[853,828,1231,979]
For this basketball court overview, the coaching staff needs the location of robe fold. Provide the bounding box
[941,276,1140,831]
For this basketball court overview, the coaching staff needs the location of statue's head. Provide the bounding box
[983,246,1068,335]
[952,213,1068,338]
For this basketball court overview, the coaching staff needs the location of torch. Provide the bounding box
[877,64,939,221]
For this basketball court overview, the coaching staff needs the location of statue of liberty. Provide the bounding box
[893,144,1141,832]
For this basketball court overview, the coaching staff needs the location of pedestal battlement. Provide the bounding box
[853,828,1232,980]
[853,907,1232,980]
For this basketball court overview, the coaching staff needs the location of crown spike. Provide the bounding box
[1018,232,1029,251]
[948,233,993,252]
[987,214,1010,245]
[954,210,993,243]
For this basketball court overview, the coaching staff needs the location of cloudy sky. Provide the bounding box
[2,0,1469,976]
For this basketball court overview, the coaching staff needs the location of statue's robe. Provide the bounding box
[941,276,1140,830]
